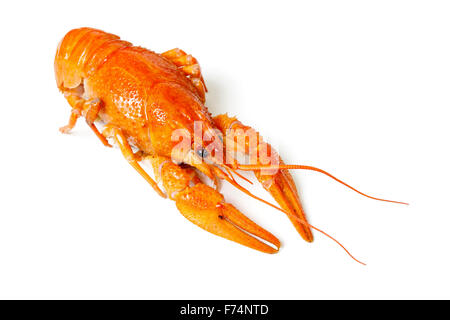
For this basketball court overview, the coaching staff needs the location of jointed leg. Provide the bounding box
[162,48,207,103]
[59,108,80,133]
[102,125,166,198]
[60,92,111,147]
[60,90,165,198]
[83,98,111,147]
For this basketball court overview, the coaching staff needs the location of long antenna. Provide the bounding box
[234,164,408,205]
[213,167,366,265]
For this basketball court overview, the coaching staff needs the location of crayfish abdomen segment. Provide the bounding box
[55,27,131,89]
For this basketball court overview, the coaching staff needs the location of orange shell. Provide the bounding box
[55,27,215,156]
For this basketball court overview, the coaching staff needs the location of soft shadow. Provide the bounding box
[203,73,235,116]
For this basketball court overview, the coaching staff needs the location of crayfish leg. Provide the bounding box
[161,48,207,103]
[60,91,111,147]
[102,125,166,198]
[59,108,80,134]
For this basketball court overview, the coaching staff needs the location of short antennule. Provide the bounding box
[220,164,253,185]
[234,164,408,206]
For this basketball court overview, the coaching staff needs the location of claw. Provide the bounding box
[213,114,314,242]
[255,162,314,242]
[175,184,280,254]
[148,156,280,253]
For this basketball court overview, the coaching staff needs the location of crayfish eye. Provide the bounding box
[196,148,208,158]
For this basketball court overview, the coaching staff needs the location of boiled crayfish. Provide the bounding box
[55,28,407,264]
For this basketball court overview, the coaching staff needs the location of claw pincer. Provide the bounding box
[149,156,280,254]
[213,114,314,242]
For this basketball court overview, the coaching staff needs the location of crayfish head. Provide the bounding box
[168,119,226,187]
[168,146,217,188]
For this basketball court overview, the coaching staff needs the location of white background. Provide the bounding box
[0,0,448,299]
